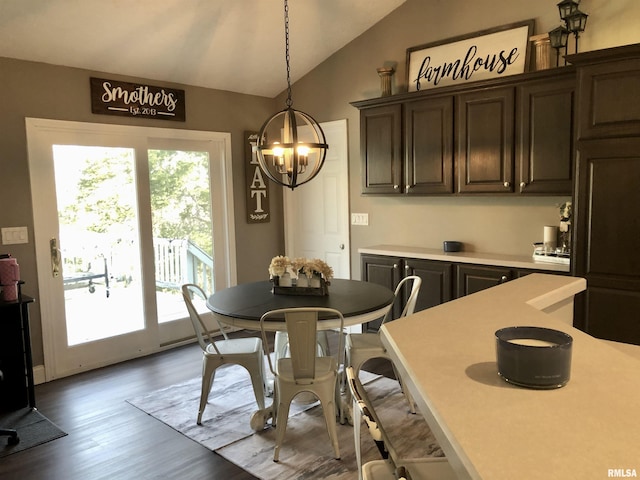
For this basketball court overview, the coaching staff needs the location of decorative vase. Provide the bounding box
[377,67,395,97]
[296,274,309,287]
[278,272,292,287]
[310,274,322,289]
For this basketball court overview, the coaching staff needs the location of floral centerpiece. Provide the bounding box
[268,255,333,295]
[559,201,572,252]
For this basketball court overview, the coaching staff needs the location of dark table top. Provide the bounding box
[207,279,394,321]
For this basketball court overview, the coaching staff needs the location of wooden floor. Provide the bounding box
[1,334,393,480]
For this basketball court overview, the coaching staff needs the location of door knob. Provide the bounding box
[339,244,345,250]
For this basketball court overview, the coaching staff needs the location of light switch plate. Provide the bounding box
[1,226,29,245]
[351,213,369,226]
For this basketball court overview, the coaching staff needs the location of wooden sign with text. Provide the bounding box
[407,20,534,92]
[90,77,185,121]
[245,132,270,223]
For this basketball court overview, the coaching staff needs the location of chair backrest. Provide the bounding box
[382,275,422,325]
[181,283,223,353]
[260,307,345,381]
[346,366,400,466]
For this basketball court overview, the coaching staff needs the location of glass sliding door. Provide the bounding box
[27,119,236,380]
[53,145,145,345]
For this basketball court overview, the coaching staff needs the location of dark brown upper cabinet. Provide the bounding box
[456,87,515,193]
[353,67,576,196]
[516,73,575,194]
[404,96,454,194]
[360,104,402,194]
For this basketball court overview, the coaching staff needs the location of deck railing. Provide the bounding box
[153,238,214,293]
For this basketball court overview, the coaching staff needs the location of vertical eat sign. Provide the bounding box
[245,132,270,223]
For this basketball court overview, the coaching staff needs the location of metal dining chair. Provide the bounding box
[259,307,345,462]
[345,366,456,480]
[181,284,266,425]
[345,275,422,414]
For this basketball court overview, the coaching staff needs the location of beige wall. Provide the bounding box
[0,58,283,365]
[286,0,640,278]
[1,0,638,368]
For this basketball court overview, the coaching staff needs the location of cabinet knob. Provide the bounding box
[503,182,510,188]
[339,243,345,250]
[500,275,509,283]
[520,182,526,188]
[406,184,410,191]
[405,264,410,271]
[393,263,399,269]
[393,185,399,190]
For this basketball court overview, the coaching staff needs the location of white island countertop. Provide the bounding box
[359,245,570,272]
[380,274,640,480]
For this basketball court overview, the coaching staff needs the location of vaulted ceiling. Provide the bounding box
[0,0,406,97]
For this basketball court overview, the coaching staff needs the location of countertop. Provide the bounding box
[380,274,640,479]
[359,245,570,273]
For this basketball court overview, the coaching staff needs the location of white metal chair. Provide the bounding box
[181,284,266,425]
[345,276,422,414]
[345,367,456,480]
[260,307,345,462]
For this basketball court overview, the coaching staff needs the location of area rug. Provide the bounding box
[0,407,67,458]
[127,364,443,480]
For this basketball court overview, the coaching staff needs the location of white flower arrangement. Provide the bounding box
[268,255,333,285]
[268,255,291,278]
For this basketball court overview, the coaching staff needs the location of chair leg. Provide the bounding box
[319,382,341,460]
[392,363,416,414]
[246,354,266,411]
[272,391,293,462]
[352,401,364,480]
[198,358,217,425]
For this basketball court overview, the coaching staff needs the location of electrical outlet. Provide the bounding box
[351,213,369,226]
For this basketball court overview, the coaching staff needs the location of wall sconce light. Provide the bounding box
[255,0,328,190]
[549,26,570,66]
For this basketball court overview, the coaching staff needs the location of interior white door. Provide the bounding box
[26,118,236,380]
[284,119,350,279]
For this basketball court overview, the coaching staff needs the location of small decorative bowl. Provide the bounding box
[495,326,573,389]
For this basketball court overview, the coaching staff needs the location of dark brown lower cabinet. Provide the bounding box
[360,255,452,332]
[455,264,512,297]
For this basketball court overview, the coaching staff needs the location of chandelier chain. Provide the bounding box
[284,0,292,107]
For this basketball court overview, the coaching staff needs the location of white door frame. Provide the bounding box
[26,118,236,380]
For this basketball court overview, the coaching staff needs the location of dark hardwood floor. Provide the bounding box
[1,333,393,480]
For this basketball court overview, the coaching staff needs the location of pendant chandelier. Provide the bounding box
[256,0,328,190]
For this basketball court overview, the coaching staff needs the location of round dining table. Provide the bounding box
[206,278,394,331]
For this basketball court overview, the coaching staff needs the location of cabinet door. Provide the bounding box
[455,264,512,297]
[576,57,640,140]
[360,254,402,331]
[361,104,403,194]
[456,87,515,193]
[573,138,640,344]
[404,258,453,311]
[517,76,575,194]
[404,96,454,194]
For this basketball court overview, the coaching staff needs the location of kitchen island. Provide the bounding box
[381,273,640,479]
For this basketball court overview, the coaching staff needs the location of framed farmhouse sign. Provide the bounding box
[406,20,534,92]
[90,77,186,121]
[245,131,270,223]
